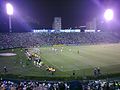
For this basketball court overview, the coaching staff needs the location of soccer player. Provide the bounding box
[97,67,101,76]
[4,66,7,73]
[93,67,97,77]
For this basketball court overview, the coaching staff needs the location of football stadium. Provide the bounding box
[0,0,120,90]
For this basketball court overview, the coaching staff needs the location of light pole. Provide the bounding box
[6,3,13,32]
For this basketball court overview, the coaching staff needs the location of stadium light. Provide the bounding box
[104,9,114,21]
[6,3,13,15]
[6,3,14,32]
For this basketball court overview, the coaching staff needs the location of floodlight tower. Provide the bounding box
[6,3,14,32]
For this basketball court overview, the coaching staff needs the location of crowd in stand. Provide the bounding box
[0,32,120,49]
[0,80,120,90]
[0,80,68,90]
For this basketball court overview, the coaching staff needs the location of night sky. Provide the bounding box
[0,0,120,32]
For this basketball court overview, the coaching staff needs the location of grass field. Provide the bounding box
[0,43,120,79]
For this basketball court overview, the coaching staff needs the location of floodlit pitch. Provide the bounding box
[0,43,120,78]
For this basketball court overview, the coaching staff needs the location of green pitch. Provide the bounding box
[0,43,120,78]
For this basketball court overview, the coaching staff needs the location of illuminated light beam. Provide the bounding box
[104,9,114,21]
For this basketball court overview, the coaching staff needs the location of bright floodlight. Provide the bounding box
[6,3,13,15]
[104,9,114,21]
